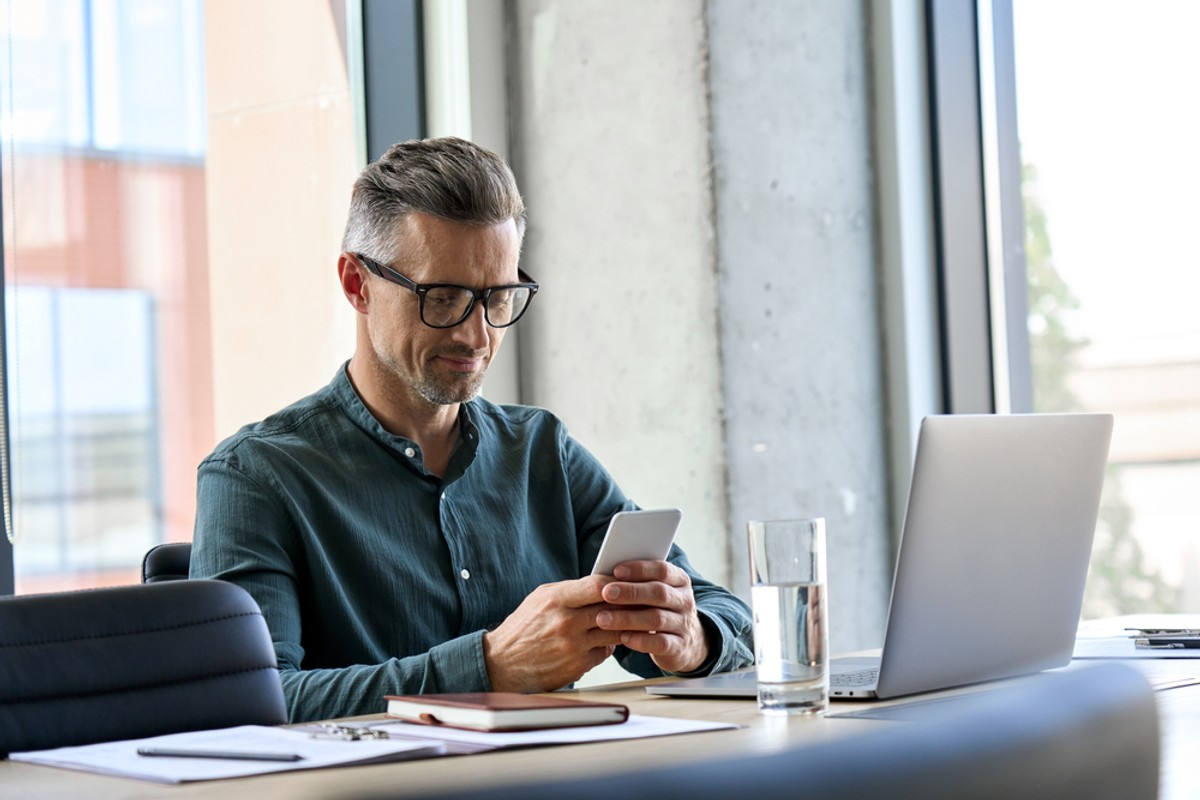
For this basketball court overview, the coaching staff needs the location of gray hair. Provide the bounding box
[341,137,526,262]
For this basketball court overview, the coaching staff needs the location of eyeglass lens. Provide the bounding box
[423,285,533,328]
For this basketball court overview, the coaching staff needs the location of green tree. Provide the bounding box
[1022,164,1178,616]
[1024,164,1087,415]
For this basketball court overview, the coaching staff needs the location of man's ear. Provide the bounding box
[338,252,370,314]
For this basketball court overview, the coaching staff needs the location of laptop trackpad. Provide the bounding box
[831,656,881,674]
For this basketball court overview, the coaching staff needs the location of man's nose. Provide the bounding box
[451,300,490,347]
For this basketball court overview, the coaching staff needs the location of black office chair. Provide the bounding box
[0,579,287,756]
[141,541,193,582]
[412,662,1158,800]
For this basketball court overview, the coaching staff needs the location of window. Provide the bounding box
[1012,0,1200,615]
[926,0,1198,616]
[1,0,383,594]
[2,0,210,593]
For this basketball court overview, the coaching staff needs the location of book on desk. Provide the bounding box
[384,692,630,732]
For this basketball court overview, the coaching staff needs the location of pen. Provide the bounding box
[136,747,304,762]
[1133,637,1200,650]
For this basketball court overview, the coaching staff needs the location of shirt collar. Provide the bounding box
[331,361,482,480]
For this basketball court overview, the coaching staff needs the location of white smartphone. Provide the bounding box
[590,508,683,576]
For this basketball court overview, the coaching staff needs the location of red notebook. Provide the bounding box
[384,692,630,732]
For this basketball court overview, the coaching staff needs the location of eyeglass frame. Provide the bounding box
[352,253,539,329]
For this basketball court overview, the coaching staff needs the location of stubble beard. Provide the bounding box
[414,366,486,405]
[376,342,488,406]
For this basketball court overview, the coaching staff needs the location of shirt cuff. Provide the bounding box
[425,629,493,691]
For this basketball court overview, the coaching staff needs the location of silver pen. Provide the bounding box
[136,746,304,762]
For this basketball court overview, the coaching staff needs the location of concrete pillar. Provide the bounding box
[507,1,730,585]
[707,1,891,649]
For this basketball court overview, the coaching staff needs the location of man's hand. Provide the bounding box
[594,560,710,674]
[483,577,624,692]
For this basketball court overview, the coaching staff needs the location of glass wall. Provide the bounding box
[1012,0,1200,615]
[1,0,210,592]
[1,0,360,593]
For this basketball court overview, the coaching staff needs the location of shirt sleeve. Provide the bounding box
[191,456,494,723]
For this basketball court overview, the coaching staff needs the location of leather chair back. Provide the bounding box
[141,541,193,582]
[0,579,287,755]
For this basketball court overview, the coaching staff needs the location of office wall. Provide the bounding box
[204,0,358,440]
[508,0,891,653]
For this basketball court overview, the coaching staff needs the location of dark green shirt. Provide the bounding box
[191,365,753,722]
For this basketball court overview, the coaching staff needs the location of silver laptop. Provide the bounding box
[648,413,1114,701]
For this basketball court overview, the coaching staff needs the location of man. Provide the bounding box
[191,137,753,722]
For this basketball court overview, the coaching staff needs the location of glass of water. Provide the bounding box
[747,518,828,716]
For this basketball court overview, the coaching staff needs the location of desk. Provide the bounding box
[1079,614,1200,800]
[3,659,1198,800]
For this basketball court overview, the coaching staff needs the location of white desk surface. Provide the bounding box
[4,624,1198,799]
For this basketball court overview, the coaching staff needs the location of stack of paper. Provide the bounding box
[10,725,443,784]
[11,715,740,784]
[361,714,737,750]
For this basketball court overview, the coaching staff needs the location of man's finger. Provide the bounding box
[601,580,677,608]
[612,560,689,586]
[597,607,678,634]
[619,630,677,656]
[548,574,611,608]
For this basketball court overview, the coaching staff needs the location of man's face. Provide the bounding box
[365,212,523,408]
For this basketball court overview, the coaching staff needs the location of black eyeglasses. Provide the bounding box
[354,254,539,329]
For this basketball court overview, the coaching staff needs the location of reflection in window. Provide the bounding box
[7,288,158,578]
[4,0,205,155]
[2,0,212,592]
[1014,0,1200,615]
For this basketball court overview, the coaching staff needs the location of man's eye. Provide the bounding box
[426,291,461,308]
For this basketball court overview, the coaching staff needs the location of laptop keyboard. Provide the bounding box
[831,668,880,688]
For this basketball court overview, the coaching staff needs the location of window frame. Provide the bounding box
[361,0,425,160]
[0,221,12,595]
[925,0,1031,415]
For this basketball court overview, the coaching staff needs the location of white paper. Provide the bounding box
[363,713,739,748]
[10,724,444,784]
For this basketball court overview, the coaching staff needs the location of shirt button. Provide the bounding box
[460,569,471,580]
[404,447,416,458]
